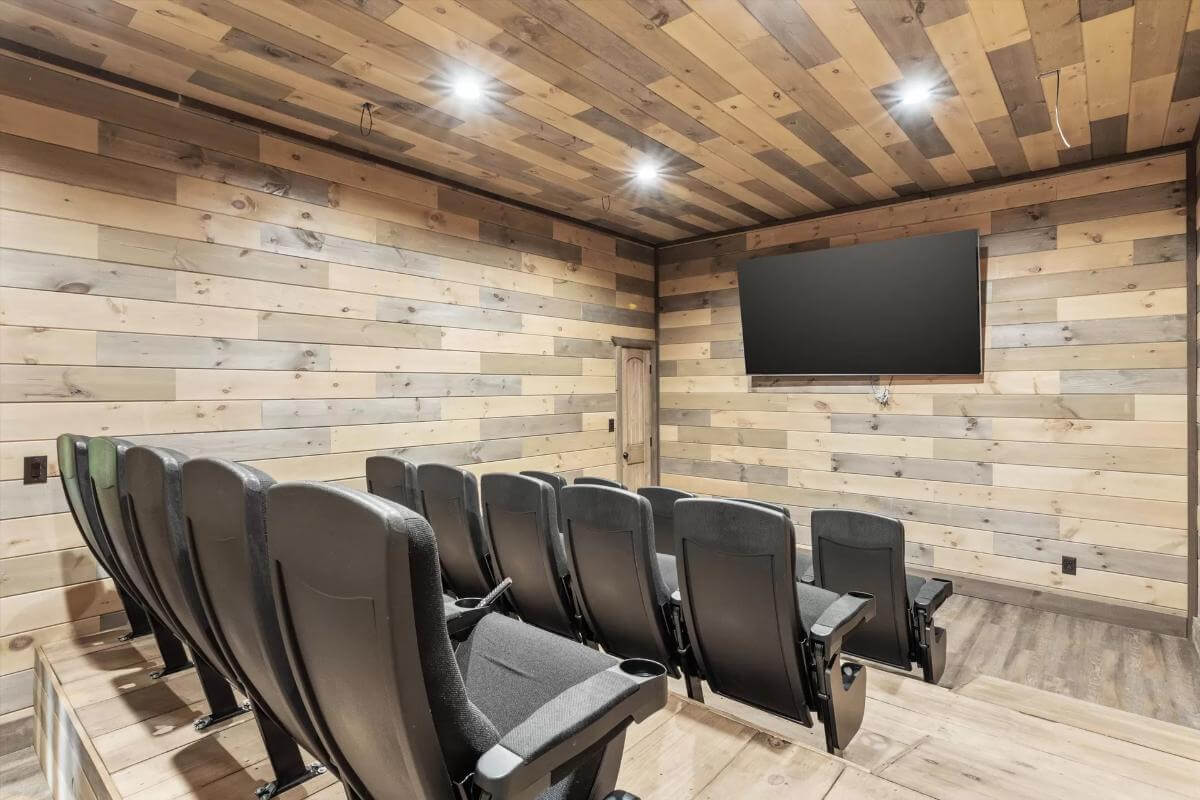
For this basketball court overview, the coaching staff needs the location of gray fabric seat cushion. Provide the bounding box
[454,614,620,800]
[656,553,678,594]
[795,582,841,633]
[456,613,617,737]
[795,549,813,582]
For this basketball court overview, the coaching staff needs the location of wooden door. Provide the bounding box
[617,345,654,490]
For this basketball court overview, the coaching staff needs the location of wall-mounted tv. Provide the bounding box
[736,229,981,376]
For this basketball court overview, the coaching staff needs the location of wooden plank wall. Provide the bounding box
[0,57,656,716]
[1192,134,1200,640]
[656,151,1192,633]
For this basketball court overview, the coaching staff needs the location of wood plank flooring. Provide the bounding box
[1,747,51,800]
[938,594,1200,728]
[28,605,1200,800]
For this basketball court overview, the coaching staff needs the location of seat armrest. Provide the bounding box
[444,599,489,637]
[474,663,668,800]
[808,591,875,657]
[913,579,952,615]
[445,578,513,637]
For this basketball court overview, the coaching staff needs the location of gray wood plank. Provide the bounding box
[376,373,522,398]
[988,316,1187,348]
[261,398,439,428]
[97,332,330,370]
[831,453,993,484]
[1060,369,1186,394]
[831,413,994,438]
[0,250,176,301]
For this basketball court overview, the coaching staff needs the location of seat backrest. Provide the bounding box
[123,446,237,683]
[674,498,812,721]
[416,464,494,598]
[810,509,910,668]
[520,470,566,529]
[268,482,496,800]
[574,476,626,489]
[636,487,695,556]
[87,437,166,619]
[56,434,122,583]
[480,474,575,638]
[181,458,327,762]
[558,485,674,667]
[366,455,424,516]
[734,498,791,517]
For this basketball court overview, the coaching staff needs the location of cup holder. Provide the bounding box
[454,598,482,609]
[618,658,666,678]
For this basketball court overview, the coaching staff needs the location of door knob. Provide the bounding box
[622,451,629,460]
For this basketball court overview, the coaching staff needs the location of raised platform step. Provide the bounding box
[31,626,1200,800]
[958,674,1200,761]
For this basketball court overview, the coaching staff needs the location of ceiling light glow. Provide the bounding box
[899,83,931,106]
[453,75,483,102]
[635,163,659,183]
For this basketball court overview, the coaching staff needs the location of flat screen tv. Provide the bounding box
[736,229,981,376]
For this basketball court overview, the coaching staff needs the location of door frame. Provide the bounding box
[612,337,658,487]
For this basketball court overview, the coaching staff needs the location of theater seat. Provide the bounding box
[183,458,331,797]
[480,473,582,639]
[267,481,667,800]
[519,470,566,530]
[674,498,876,755]
[574,476,626,489]
[56,434,152,640]
[636,486,694,557]
[85,437,192,677]
[558,485,701,698]
[122,446,250,730]
[365,454,424,516]
[417,463,496,599]
[809,510,952,683]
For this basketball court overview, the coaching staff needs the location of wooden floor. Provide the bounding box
[2,747,51,800]
[937,595,1200,729]
[27,605,1200,800]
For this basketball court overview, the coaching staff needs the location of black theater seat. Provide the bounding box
[266,481,667,800]
[122,445,250,730]
[558,484,702,698]
[416,463,496,599]
[182,458,330,797]
[56,434,152,640]
[365,454,424,516]
[808,510,952,683]
[636,486,694,557]
[85,436,192,676]
[574,476,626,489]
[520,470,567,530]
[480,473,582,639]
[674,498,876,755]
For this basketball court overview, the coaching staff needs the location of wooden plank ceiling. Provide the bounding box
[2,0,1198,243]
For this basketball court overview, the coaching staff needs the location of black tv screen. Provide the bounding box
[737,229,981,376]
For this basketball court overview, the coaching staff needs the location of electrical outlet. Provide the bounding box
[23,455,48,485]
[1061,555,1077,576]
[608,418,615,432]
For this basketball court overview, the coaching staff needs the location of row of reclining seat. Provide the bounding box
[57,434,666,800]
[364,458,878,754]
[642,484,951,684]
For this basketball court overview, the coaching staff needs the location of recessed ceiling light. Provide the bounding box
[453,75,483,102]
[899,83,931,106]
[635,163,659,183]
